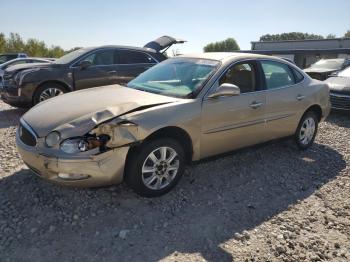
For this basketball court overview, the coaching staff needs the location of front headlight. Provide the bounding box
[60,135,109,154]
[45,131,61,147]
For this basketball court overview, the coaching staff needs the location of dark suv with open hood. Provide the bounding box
[0,36,185,107]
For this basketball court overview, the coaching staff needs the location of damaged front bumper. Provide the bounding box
[16,132,130,187]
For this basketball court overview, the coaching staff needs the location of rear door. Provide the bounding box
[73,49,117,90]
[114,49,157,85]
[200,60,267,158]
[260,60,306,140]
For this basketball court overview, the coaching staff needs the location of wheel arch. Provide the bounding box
[32,80,71,104]
[303,104,322,122]
[127,126,194,164]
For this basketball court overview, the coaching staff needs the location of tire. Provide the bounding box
[33,83,66,105]
[294,111,318,150]
[125,138,185,197]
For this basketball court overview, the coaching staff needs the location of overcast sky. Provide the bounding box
[2,0,350,54]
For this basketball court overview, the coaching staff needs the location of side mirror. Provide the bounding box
[208,83,240,99]
[79,60,92,69]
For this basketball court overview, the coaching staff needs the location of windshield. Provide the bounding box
[310,59,344,70]
[127,58,220,98]
[338,67,350,77]
[54,48,89,64]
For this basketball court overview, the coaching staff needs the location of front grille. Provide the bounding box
[330,92,350,110]
[19,122,37,146]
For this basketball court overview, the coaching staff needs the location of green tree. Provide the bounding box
[344,30,350,38]
[0,33,6,53]
[47,46,65,58]
[203,38,240,52]
[0,32,77,58]
[326,34,337,39]
[24,38,48,57]
[259,32,324,42]
[6,33,25,52]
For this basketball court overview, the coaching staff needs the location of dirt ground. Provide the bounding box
[0,100,349,262]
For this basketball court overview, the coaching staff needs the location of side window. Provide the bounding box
[219,62,256,93]
[292,68,304,83]
[261,61,295,89]
[83,50,115,66]
[117,50,156,64]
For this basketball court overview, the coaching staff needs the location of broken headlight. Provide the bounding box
[60,135,109,154]
[45,131,61,147]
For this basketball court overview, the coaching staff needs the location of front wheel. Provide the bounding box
[294,111,318,150]
[125,138,185,197]
[33,83,66,105]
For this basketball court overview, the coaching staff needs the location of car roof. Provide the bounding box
[178,52,285,63]
[81,45,158,54]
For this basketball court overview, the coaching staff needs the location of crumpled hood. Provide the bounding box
[22,85,179,138]
[325,77,350,93]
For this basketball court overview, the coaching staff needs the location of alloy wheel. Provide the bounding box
[141,146,180,190]
[39,88,64,102]
[299,117,316,145]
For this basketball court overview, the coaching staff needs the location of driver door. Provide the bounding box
[200,61,267,158]
[73,49,118,90]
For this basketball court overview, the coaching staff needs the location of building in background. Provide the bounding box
[241,38,350,68]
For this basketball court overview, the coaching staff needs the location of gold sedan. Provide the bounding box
[16,53,330,196]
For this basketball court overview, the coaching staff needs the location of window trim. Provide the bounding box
[204,58,307,100]
[204,58,264,99]
[258,59,306,92]
[70,48,159,69]
[116,50,158,65]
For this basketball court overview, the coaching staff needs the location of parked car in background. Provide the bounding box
[0,58,52,90]
[16,53,330,197]
[0,36,185,107]
[325,67,350,110]
[304,58,350,80]
[0,53,27,64]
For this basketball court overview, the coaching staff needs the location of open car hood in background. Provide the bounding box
[144,36,186,53]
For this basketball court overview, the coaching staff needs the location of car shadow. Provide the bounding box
[326,110,350,128]
[0,141,346,261]
[0,107,27,128]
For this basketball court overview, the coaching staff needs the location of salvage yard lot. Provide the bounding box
[0,100,349,261]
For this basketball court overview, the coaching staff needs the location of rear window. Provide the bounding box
[261,61,295,89]
[117,50,156,64]
[292,68,304,83]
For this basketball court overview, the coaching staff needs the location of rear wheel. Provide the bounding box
[294,111,318,150]
[125,138,185,197]
[33,83,66,105]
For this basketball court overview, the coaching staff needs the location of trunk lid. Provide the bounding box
[144,36,186,53]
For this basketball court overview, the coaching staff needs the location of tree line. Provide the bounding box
[259,31,350,42]
[204,31,350,52]
[0,32,80,58]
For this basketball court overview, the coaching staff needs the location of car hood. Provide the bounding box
[22,85,180,138]
[303,68,337,74]
[325,77,350,93]
[144,36,186,53]
[5,62,55,74]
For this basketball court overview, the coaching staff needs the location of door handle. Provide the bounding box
[296,94,305,101]
[250,101,263,109]
[108,70,117,74]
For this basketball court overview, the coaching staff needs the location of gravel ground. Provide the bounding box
[0,100,349,262]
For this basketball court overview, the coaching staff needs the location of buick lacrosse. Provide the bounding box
[16,53,330,197]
